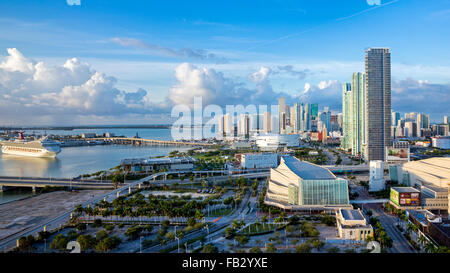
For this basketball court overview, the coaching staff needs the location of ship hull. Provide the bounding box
[2,147,58,158]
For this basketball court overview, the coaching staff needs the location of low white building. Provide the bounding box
[240,153,278,169]
[369,160,385,192]
[254,133,299,151]
[337,209,373,241]
[432,136,450,149]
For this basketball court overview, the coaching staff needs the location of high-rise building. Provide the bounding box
[290,106,296,128]
[263,111,271,133]
[392,111,400,127]
[304,103,311,131]
[416,113,429,137]
[238,114,250,137]
[311,103,318,120]
[320,106,331,134]
[222,113,233,137]
[405,112,416,122]
[341,83,352,151]
[341,72,366,156]
[364,48,391,161]
[404,121,417,138]
[278,97,286,134]
[293,103,303,133]
[444,116,449,125]
[351,72,366,157]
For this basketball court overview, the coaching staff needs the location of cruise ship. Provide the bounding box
[0,133,61,158]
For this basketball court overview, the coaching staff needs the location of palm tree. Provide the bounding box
[424,242,437,253]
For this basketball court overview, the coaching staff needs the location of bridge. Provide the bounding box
[85,137,219,147]
[0,176,114,192]
[350,199,389,204]
[0,169,270,193]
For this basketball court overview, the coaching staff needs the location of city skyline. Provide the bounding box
[0,0,449,126]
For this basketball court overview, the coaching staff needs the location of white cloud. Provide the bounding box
[0,48,164,122]
[110,37,227,63]
[66,0,81,6]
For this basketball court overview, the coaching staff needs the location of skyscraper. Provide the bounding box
[263,111,271,133]
[341,73,365,156]
[304,103,311,131]
[416,113,429,137]
[278,97,286,134]
[311,103,318,120]
[341,83,352,151]
[351,72,366,157]
[364,48,391,161]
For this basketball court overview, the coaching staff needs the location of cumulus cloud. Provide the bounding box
[0,48,165,122]
[392,78,450,117]
[300,80,342,110]
[110,37,227,63]
[168,64,292,107]
[66,0,81,6]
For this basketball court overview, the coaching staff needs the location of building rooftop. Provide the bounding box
[340,209,364,221]
[281,156,336,180]
[391,187,420,193]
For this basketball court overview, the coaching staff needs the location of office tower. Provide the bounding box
[278,97,286,134]
[444,116,449,124]
[341,83,352,151]
[365,48,391,161]
[311,103,318,120]
[392,111,400,127]
[263,111,271,133]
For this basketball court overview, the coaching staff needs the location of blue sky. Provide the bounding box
[0,0,449,125]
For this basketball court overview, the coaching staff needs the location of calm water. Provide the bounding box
[0,128,194,204]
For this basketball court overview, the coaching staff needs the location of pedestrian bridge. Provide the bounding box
[350,199,389,204]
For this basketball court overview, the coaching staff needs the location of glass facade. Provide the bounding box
[288,184,299,204]
[299,179,349,206]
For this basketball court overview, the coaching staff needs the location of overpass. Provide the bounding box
[0,176,114,192]
[0,169,270,251]
[85,137,219,147]
[350,199,389,204]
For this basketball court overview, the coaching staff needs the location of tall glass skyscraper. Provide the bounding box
[365,48,391,161]
[351,72,366,157]
[341,83,352,151]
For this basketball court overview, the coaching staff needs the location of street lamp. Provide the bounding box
[204,225,210,242]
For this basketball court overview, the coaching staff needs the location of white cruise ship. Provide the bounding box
[0,133,61,158]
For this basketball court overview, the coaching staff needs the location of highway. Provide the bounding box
[0,176,114,190]
[0,169,269,252]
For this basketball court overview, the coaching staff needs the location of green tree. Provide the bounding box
[201,244,218,253]
[295,243,312,253]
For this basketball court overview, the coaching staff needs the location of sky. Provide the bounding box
[0,0,449,125]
